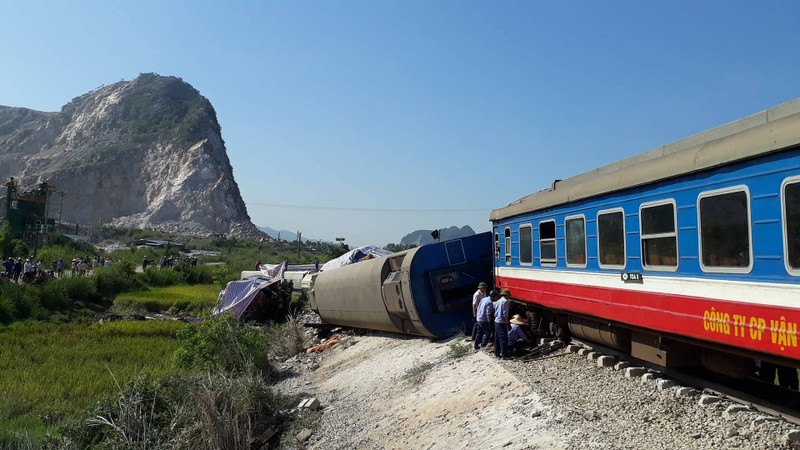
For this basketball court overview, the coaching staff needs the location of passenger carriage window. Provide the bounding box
[519,224,533,265]
[598,209,625,268]
[785,180,800,272]
[781,177,800,275]
[565,216,586,267]
[504,228,511,265]
[640,201,678,270]
[699,188,751,271]
[539,220,556,266]
[494,233,500,260]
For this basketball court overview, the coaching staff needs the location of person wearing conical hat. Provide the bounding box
[507,314,531,356]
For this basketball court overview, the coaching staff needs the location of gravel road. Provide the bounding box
[273,333,800,450]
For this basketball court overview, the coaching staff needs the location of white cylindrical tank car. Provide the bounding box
[309,232,493,339]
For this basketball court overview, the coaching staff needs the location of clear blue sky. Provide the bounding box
[2,1,799,247]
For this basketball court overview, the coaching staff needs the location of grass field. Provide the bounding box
[113,284,221,315]
[0,320,186,442]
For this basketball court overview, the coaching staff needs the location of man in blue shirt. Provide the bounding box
[474,289,498,350]
[494,289,511,358]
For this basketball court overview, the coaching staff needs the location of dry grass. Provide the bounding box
[402,360,436,385]
[266,313,309,358]
[446,332,472,359]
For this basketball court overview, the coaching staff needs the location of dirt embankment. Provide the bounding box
[276,334,563,450]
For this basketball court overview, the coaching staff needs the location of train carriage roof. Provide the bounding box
[491,98,800,221]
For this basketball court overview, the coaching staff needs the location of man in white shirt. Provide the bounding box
[474,290,498,350]
[471,282,488,341]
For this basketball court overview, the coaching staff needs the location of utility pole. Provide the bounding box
[33,224,44,259]
[57,191,65,227]
[296,231,301,260]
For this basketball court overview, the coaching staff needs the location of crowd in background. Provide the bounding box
[141,255,197,271]
[0,255,115,283]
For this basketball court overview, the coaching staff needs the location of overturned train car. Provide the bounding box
[309,232,493,339]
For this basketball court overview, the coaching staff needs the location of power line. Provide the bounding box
[246,202,491,213]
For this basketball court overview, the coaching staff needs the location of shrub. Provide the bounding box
[35,245,87,271]
[0,295,15,324]
[173,262,214,285]
[75,372,178,449]
[68,371,293,450]
[39,281,69,311]
[0,283,41,323]
[173,313,271,375]
[93,262,139,298]
[11,240,29,257]
[211,266,235,288]
[189,372,288,450]
[50,275,103,306]
[140,267,184,287]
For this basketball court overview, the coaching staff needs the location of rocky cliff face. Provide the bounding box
[0,73,264,238]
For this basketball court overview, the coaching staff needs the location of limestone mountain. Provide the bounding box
[0,73,264,238]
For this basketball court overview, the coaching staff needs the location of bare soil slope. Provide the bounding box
[278,334,562,449]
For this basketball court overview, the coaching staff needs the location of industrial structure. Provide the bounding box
[0,178,56,247]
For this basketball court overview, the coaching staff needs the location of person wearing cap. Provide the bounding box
[471,282,488,341]
[507,314,531,356]
[474,289,498,350]
[493,288,511,358]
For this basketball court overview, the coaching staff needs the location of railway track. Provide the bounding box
[560,337,800,426]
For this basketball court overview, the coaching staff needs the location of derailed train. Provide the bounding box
[311,98,800,378]
[309,232,493,339]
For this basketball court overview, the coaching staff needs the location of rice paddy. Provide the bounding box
[0,315,186,441]
[113,283,221,315]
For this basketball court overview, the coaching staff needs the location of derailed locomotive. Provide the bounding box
[309,232,493,339]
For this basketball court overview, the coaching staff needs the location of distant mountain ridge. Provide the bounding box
[257,226,320,242]
[400,225,476,247]
[0,73,265,238]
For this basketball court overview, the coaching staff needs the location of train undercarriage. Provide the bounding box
[510,300,800,384]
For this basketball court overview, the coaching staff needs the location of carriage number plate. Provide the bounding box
[621,272,643,284]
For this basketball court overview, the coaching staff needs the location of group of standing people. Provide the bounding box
[142,255,197,271]
[2,256,66,283]
[471,282,530,359]
[71,256,106,276]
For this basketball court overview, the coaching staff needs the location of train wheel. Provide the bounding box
[549,316,570,341]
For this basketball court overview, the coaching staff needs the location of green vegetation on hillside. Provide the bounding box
[125,74,217,146]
